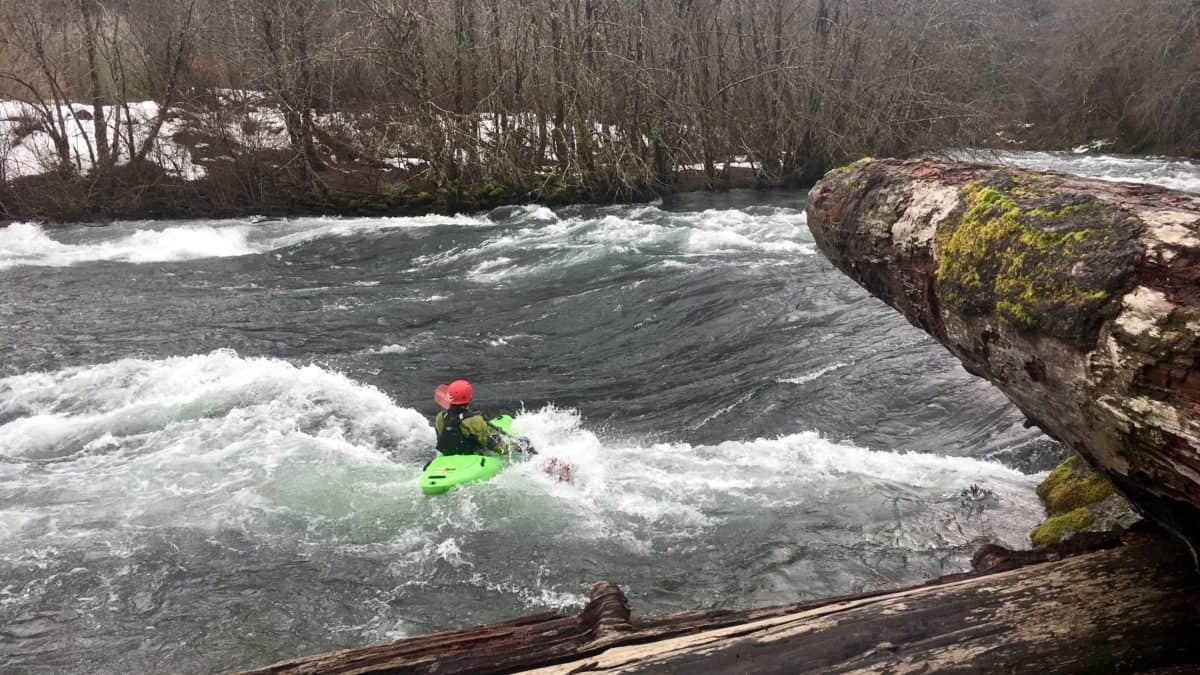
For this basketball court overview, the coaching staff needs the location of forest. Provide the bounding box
[0,0,1197,220]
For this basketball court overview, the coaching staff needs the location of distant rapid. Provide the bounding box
[2,151,1196,674]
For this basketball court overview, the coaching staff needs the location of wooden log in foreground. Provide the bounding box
[242,535,1200,674]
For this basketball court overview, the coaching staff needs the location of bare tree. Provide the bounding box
[1,0,1196,220]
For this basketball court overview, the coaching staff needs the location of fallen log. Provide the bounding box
[806,158,1200,554]
[241,535,1200,674]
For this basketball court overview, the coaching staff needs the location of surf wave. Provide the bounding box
[0,350,433,544]
[0,212,492,270]
[1,201,813,272]
[0,222,258,269]
[459,205,813,282]
[0,352,1044,669]
[0,353,1039,551]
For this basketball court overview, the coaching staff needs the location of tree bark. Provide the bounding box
[806,158,1200,555]
[79,0,113,172]
[239,535,1200,674]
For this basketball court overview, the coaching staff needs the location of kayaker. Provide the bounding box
[433,380,507,455]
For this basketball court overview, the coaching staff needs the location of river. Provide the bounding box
[1,150,1196,673]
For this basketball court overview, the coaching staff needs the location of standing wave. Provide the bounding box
[0,222,259,269]
[0,350,432,541]
[0,350,1043,673]
[0,350,1040,553]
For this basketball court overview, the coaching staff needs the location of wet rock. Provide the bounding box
[807,158,1200,555]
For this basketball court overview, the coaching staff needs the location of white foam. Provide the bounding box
[369,344,409,354]
[0,211,494,270]
[778,362,850,385]
[492,405,1043,552]
[261,212,488,250]
[516,205,558,223]
[0,350,433,540]
[456,204,813,282]
[948,149,1200,194]
[465,572,589,612]
[0,222,256,269]
[0,366,1046,627]
[1,199,816,272]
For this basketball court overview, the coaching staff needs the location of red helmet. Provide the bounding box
[447,379,473,405]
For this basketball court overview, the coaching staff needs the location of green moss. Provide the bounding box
[1007,173,1055,199]
[1036,455,1115,513]
[1029,454,1124,547]
[1036,454,1082,501]
[934,181,1117,334]
[1031,506,1095,547]
[995,299,1034,328]
[830,156,875,175]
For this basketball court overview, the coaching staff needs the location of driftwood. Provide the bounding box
[806,159,1200,554]
[241,535,1200,674]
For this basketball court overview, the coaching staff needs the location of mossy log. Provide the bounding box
[806,158,1200,554]
[240,536,1199,674]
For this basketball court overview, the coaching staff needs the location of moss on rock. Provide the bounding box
[1030,453,1139,548]
[933,175,1142,348]
[1036,455,1116,513]
[1031,506,1095,547]
[830,156,875,175]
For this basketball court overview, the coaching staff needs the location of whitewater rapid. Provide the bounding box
[0,351,1042,616]
[0,203,812,272]
[5,149,1194,672]
[0,340,1043,672]
[949,149,1200,194]
[1,150,1195,274]
[0,348,1041,547]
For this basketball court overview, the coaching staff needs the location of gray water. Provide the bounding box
[1,150,1196,673]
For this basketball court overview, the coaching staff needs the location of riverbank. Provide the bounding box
[0,161,635,225]
[0,92,805,225]
[4,95,1195,227]
[0,159,801,225]
[9,147,1197,227]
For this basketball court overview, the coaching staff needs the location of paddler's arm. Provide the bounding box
[462,414,505,453]
[433,411,445,435]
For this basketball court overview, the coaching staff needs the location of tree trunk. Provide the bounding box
[238,535,1200,674]
[807,158,1200,556]
[79,0,112,173]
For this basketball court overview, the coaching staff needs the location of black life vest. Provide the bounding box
[437,406,484,454]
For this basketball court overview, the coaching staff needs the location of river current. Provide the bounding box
[1,151,1197,673]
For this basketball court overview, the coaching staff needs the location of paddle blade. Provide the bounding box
[434,384,451,410]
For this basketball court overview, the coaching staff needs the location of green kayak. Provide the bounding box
[419,415,527,495]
